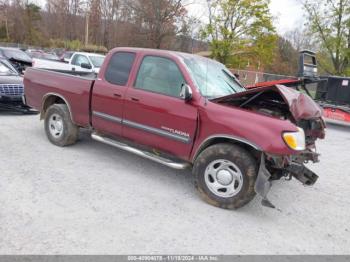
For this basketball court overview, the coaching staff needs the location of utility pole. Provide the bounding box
[85,11,89,46]
[84,0,90,47]
[5,18,9,40]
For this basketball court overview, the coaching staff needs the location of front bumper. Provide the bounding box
[0,95,23,102]
[254,150,319,208]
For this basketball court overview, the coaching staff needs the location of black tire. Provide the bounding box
[193,143,257,209]
[44,104,79,146]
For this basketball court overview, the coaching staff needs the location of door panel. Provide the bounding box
[122,55,197,159]
[91,52,136,137]
[91,79,127,136]
[123,88,197,160]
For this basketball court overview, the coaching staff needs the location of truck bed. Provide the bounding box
[45,69,97,79]
[32,58,72,71]
[24,68,95,127]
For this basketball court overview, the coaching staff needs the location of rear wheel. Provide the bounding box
[193,143,257,209]
[44,104,79,146]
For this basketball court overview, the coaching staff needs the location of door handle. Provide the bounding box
[113,93,122,98]
[131,97,139,102]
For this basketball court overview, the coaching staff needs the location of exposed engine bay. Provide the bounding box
[226,89,292,120]
[213,85,326,146]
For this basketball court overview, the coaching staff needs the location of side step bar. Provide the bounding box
[91,133,190,170]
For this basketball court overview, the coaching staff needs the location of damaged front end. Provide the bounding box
[255,151,320,208]
[213,84,326,208]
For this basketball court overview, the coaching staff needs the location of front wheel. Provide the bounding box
[193,143,258,209]
[44,104,79,147]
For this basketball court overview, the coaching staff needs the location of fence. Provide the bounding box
[230,69,295,86]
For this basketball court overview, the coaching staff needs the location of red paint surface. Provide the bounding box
[246,79,301,89]
[323,107,350,123]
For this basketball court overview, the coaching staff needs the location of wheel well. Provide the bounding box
[193,137,261,163]
[40,95,66,119]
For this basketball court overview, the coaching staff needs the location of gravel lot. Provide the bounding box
[1,112,350,254]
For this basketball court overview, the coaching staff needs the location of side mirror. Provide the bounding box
[180,84,192,101]
[81,63,92,70]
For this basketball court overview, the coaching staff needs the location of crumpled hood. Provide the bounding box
[8,56,32,64]
[275,85,323,120]
[213,84,323,121]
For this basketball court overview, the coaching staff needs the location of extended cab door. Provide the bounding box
[122,55,198,160]
[91,51,136,136]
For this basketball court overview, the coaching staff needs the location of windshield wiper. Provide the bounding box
[219,76,236,92]
[222,69,244,89]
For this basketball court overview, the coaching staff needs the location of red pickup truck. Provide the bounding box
[24,47,325,209]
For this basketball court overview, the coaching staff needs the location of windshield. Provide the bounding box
[89,55,105,68]
[3,49,32,62]
[64,52,74,59]
[184,56,245,99]
[0,60,18,75]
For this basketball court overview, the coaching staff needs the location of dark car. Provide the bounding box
[0,58,35,113]
[0,58,23,103]
[0,47,33,74]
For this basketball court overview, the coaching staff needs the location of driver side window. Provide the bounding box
[134,56,185,98]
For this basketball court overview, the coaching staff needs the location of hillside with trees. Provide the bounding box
[0,0,207,53]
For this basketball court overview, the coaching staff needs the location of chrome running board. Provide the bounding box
[91,133,190,170]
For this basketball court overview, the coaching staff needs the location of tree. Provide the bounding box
[0,0,208,54]
[23,3,42,45]
[130,0,187,49]
[175,16,202,52]
[100,0,122,48]
[304,0,350,75]
[201,0,276,67]
[0,1,10,40]
[89,0,102,45]
[265,36,299,75]
[284,28,314,52]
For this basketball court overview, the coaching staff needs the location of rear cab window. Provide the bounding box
[105,52,136,86]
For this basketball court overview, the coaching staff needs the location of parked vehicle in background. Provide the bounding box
[33,52,105,74]
[24,47,325,210]
[0,57,35,113]
[60,51,74,63]
[0,47,33,74]
[26,49,60,61]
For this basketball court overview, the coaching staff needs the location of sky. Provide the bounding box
[269,0,305,34]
